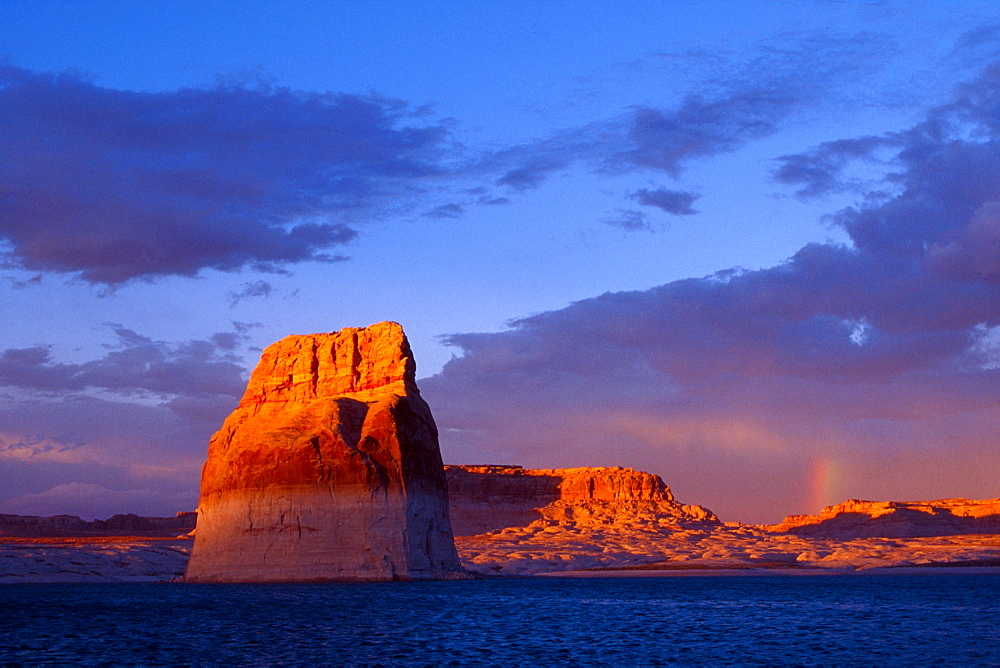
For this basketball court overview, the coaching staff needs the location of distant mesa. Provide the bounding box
[0,512,196,538]
[184,321,464,582]
[446,465,718,536]
[770,498,1000,538]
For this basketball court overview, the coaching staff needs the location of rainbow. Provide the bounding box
[808,455,842,513]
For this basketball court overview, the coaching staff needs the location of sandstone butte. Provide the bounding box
[184,321,463,582]
[445,465,718,536]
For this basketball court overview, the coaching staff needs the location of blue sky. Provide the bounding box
[2,1,1000,522]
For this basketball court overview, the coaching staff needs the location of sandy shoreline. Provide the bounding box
[5,533,1000,583]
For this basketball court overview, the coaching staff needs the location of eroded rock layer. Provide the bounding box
[184,322,462,582]
[445,465,718,536]
[769,498,1000,538]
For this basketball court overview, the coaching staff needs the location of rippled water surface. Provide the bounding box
[4,573,1000,664]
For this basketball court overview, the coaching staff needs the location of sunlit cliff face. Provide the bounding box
[185,323,463,583]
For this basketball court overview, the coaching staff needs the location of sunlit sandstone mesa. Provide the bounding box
[770,498,1000,538]
[446,465,718,536]
[184,322,463,582]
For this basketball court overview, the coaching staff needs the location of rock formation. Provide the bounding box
[0,512,196,538]
[769,498,1000,538]
[447,465,726,574]
[184,322,463,582]
[446,465,717,536]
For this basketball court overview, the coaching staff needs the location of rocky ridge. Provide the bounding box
[0,512,196,538]
[442,468,1000,574]
[768,498,1000,538]
[184,322,462,582]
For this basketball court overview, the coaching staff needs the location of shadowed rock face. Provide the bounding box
[770,498,1000,538]
[184,322,463,582]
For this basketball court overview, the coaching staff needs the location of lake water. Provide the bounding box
[4,573,1000,665]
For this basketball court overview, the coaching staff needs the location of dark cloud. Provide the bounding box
[0,33,886,282]
[0,325,246,401]
[496,156,571,191]
[629,188,699,215]
[228,280,274,307]
[425,63,1000,523]
[950,24,1000,66]
[232,321,262,335]
[209,331,243,351]
[3,273,43,289]
[604,209,652,232]
[774,136,891,197]
[477,195,510,206]
[0,66,450,284]
[489,32,887,193]
[617,89,795,175]
[424,203,464,218]
[0,324,253,516]
[615,33,888,178]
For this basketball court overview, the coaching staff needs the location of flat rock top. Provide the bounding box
[445,465,719,528]
[446,465,677,502]
[241,321,416,406]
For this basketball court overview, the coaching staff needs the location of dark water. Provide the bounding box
[4,573,1000,665]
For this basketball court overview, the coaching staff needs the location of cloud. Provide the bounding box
[928,201,1000,281]
[489,31,888,192]
[0,326,247,400]
[209,331,243,351]
[0,323,253,518]
[774,136,892,197]
[629,188,699,215]
[3,273,42,289]
[1,482,195,521]
[477,195,510,206]
[424,63,1000,524]
[495,151,578,191]
[0,395,212,517]
[0,33,887,283]
[616,89,796,175]
[0,66,451,284]
[228,280,274,307]
[950,24,1000,66]
[604,209,652,232]
[424,203,464,218]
